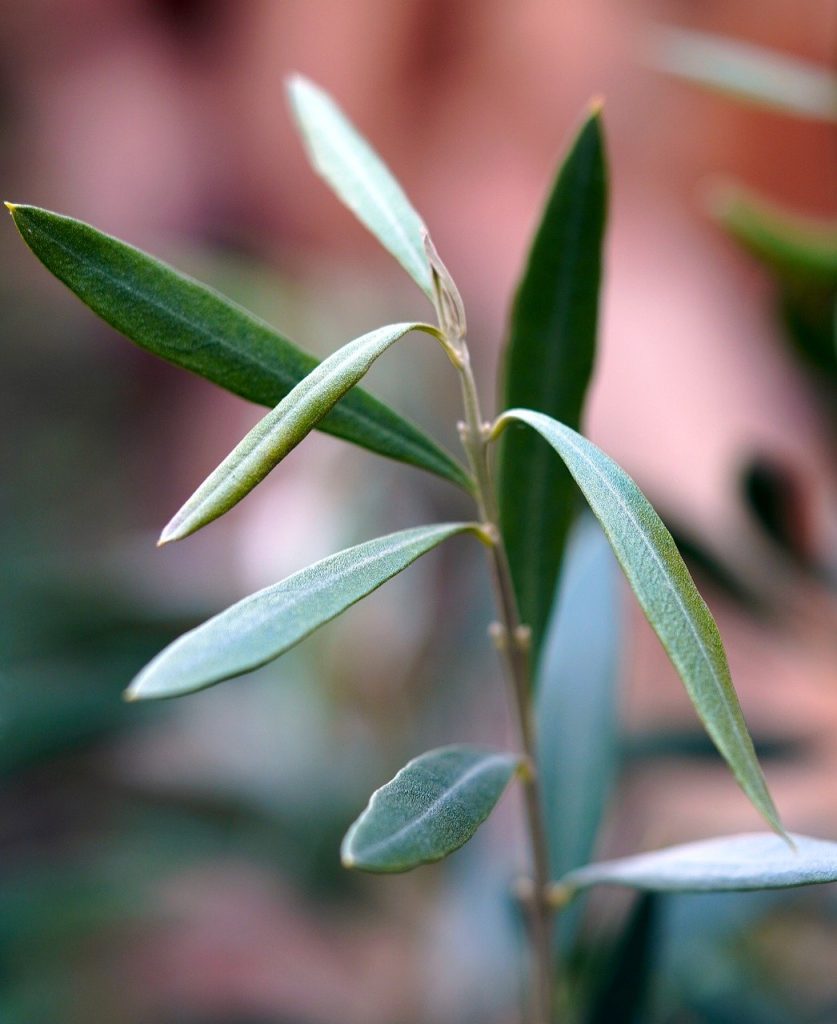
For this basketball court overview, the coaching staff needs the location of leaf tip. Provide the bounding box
[587,95,606,118]
[158,515,186,547]
[340,835,358,870]
[4,201,17,215]
[122,684,141,703]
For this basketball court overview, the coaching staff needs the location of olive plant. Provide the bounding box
[8,76,837,1024]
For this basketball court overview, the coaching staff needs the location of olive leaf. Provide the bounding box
[493,410,784,836]
[342,746,522,873]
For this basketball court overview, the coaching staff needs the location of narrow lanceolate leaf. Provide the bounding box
[537,520,621,881]
[287,75,434,300]
[493,410,784,835]
[161,322,439,543]
[651,26,837,123]
[341,746,521,873]
[126,523,476,700]
[5,204,470,491]
[560,833,837,894]
[497,106,607,661]
[537,519,621,955]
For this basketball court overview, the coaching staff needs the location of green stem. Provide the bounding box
[456,345,554,1024]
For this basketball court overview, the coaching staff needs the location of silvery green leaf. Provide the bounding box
[127,523,476,700]
[537,518,620,883]
[287,76,434,299]
[161,322,441,543]
[493,410,784,836]
[651,26,837,122]
[561,833,837,893]
[342,746,522,873]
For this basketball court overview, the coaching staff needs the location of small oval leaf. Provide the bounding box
[5,203,470,491]
[493,410,784,836]
[287,76,434,299]
[561,832,837,894]
[127,523,476,700]
[342,746,522,873]
[161,322,441,543]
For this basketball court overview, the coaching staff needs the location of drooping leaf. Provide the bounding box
[5,204,470,491]
[497,106,607,660]
[126,523,477,700]
[560,832,837,894]
[341,746,521,873]
[493,410,783,835]
[536,518,621,950]
[651,26,837,122]
[161,322,440,543]
[287,75,434,300]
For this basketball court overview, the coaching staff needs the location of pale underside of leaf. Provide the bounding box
[342,746,522,873]
[160,322,440,543]
[127,523,476,700]
[560,832,837,894]
[493,410,783,836]
[287,75,434,299]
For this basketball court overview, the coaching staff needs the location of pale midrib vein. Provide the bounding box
[549,421,751,758]
[351,754,513,861]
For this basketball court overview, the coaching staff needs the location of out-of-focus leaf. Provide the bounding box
[5,203,470,490]
[341,746,521,873]
[561,833,837,894]
[708,186,837,379]
[536,518,620,881]
[584,894,658,1024]
[710,185,837,286]
[651,26,837,122]
[492,410,783,835]
[160,322,441,543]
[126,523,477,700]
[497,107,607,659]
[779,288,837,379]
[287,75,434,300]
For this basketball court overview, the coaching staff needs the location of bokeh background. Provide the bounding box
[1,2,835,1022]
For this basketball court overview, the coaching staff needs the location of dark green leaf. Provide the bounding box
[161,322,440,543]
[561,832,837,893]
[341,746,521,873]
[651,26,837,122]
[497,106,607,659]
[126,523,477,700]
[5,203,471,490]
[493,410,783,835]
[287,76,434,300]
[584,894,658,1024]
